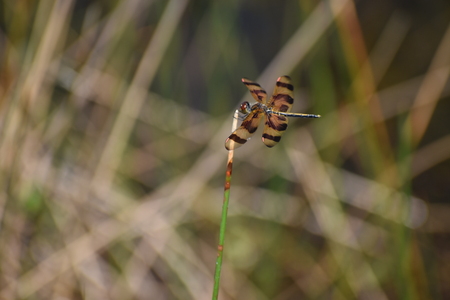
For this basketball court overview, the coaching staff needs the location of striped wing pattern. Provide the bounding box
[224,104,263,150]
[241,78,267,104]
[262,76,294,147]
[224,78,268,150]
[267,76,294,112]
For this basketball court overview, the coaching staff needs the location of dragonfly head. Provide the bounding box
[238,101,251,115]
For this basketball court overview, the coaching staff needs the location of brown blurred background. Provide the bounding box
[0,0,449,299]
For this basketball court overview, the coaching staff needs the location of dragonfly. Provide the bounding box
[225,76,321,150]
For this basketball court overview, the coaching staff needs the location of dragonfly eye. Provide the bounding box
[238,101,251,114]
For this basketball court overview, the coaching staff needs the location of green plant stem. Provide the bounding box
[212,111,239,300]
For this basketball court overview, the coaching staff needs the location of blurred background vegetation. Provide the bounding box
[0,0,449,299]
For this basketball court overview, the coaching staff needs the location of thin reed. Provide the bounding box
[212,110,238,300]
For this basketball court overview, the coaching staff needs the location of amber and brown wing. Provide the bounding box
[225,105,263,150]
[241,78,267,104]
[262,76,294,147]
[267,75,294,112]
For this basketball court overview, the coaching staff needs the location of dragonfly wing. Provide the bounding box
[225,106,263,150]
[262,113,288,148]
[261,76,293,148]
[242,78,267,104]
[267,75,294,113]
